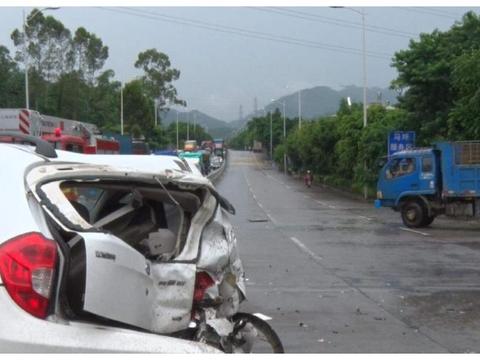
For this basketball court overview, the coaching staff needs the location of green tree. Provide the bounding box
[123,79,154,136]
[0,45,24,108]
[448,49,480,139]
[135,48,186,118]
[71,27,108,83]
[391,11,480,143]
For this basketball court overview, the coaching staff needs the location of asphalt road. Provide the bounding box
[215,150,480,353]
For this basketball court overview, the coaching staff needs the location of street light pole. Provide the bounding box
[361,8,367,129]
[176,111,179,151]
[120,82,124,135]
[298,90,302,129]
[269,111,273,161]
[23,7,59,110]
[332,6,368,198]
[282,102,287,176]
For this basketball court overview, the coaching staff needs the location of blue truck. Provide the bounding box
[375,141,480,228]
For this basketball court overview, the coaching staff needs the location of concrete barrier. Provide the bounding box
[207,151,227,184]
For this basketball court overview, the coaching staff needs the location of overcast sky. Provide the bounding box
[0,6,478,121]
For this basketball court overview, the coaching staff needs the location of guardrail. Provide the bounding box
[207,151,227,184]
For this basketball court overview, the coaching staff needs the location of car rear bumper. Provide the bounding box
[0,287,219,353]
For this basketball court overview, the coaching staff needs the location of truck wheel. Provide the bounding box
[422,215,435,227]
[401,201,426,228]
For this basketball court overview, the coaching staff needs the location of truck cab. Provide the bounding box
[376,148,440,227]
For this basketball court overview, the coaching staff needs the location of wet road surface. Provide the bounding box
[215,150,480,353]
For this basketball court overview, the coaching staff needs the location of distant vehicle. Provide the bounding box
[210,155,223,170]
[213,138,225,158]
[376,141,480,228]
[179,150,209,175]
[252,140,262,153]
[201,140,214,152]
[132,140,150,154]
[184,140,198,152]
[0,108,119,154]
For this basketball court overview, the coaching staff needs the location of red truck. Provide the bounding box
[0,109,119,154]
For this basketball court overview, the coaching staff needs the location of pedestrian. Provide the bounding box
[304,170,313,187]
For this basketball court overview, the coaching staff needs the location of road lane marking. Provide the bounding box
[253,313,273,321]
[399,227,430,236]
[328,205,337,209]
[290,236,323,261]
[358,215,374,221]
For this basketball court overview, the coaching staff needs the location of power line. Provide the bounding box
[251,7,417,39]
[396,7,460,19]
[120,7,391,57]
[418,7,464,17]
[97,7,392,60]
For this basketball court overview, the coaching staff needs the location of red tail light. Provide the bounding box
[193,271,215,303]
[0,232,57,318]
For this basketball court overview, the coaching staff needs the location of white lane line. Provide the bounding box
[267,213,279,225]
[286,185,291,189]
[290,236,323,261]
[328,205,337,209]
[358,215,374,221]
[399,227,430,236]
[253,313,273,321]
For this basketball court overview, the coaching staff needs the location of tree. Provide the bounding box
[71,27,108,84]
[123,79,154,136]
[11,9,72,82]
[391,11,480,143]
[0,45,23,108]
[135,48,186,118]
[448,49,480,139]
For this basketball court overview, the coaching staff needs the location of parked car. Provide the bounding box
[0,133,283,353]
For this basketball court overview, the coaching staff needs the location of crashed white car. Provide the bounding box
[0,138,248,352]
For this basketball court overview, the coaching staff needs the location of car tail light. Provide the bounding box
[0,232,57,318]
[193,271,215,303]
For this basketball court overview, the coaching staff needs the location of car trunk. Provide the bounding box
[27,164,218,334]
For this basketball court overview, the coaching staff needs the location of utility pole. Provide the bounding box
[120,82,124,135]
[187,113,190,141]
[193,112,197,138]
[23,7,59,110]
[283,101,287,176]
[332,6,368,199]
[298,90,302,129]
[270,111,273,161]
[154,99,158,127]
[176,111,179,150]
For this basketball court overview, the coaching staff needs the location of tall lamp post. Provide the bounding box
[332,6,368,198]
[176,111,179,151]
[298,90,302,129]
[271,99,287,176]
[23,7,59,109]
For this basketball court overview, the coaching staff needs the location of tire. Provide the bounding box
[422,215,435,227]
[230,312,285,353]
[401,201,427,228]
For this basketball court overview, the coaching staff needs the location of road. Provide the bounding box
[215,150,480,353]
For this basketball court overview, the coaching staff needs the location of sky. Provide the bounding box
[0,6,478,121]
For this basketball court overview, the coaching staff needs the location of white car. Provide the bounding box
[0,136,246,353]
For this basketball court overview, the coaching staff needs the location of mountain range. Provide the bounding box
[160,85,399,138]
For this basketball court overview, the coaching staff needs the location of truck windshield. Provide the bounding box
[386,157,416,179]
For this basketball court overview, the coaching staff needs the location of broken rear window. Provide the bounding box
[42,180,203,260]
